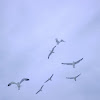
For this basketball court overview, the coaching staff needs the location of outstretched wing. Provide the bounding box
[44,79,49,83]
[75,58,83,64]
[60,39,65,42]
[8,82,17,86]
[36,90,40,94]
[44,74,54,83]
[62,63,73,65]
[52,46,56,51]
[48,52,52,59]
[76,73,81,78]
[66,77,74,79]
[50,74,54,79]
[20,78,29,84]
[40,85,44,90]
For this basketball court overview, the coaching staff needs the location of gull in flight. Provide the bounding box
[8,78,29,90]
[61,58,83,68]
[66,73,81,81]
[44,74,54,83]
[48,46,56,59]
[55,38,65,45]
[36,85,44,94]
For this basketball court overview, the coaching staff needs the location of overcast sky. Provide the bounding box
[1,0,100,100]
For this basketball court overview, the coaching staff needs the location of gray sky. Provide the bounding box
[1,0,100,100]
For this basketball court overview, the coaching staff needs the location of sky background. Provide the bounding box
[1,0,100,100]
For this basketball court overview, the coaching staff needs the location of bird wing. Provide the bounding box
[52,46,56,51]
[60,39,65,42]
[76,74,81,78]
[36,90,40,94]
[48,46,56,59]
[66,77,74,79]
[62,63,73,65]
[20,78,29,84]
[36,85,44,94]
[50,74,54,79]
[8,82,17,86]
[44,79,49,83]
[40,85,44,90]
[48,52,52,59]
[36,85,43,94]
[44,74,54,83]
[75,58,83,64]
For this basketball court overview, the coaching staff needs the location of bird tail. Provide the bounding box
[18,85,21,90]
[73,64,75,68]
[74,78,76,81]
[18,87,20,90]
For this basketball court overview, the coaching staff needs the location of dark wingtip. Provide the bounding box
[27,79,29,81]
[8,84,10,86]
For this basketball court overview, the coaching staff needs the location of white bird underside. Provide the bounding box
[62,63,72,65]
[75,58,83,64]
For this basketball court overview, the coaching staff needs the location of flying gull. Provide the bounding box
[48,46,56,59]
[55,38,65,45]
[61,58,83,68]
[44,74,54,83]
[66,73,81,81]
[8,78,29,90]
[36,85,44,94]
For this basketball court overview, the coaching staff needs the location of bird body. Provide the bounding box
[16,82,20,90]
[48,46,56,59]
[8,78,29,90]
[72,61,75,68]
[66,74,81,81]
[62,58,83,68]
[36,85,44,94]
[56,38,60,45]
[55,38,65,45]
[44,74,54,83]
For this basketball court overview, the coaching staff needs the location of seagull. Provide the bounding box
[44,74,54,83]
[48,46,56,59]
[55,38,65,45]
[66,73,81,81]
[36,85,44,94]
[8,78,29,90]
[61,58,83,68]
